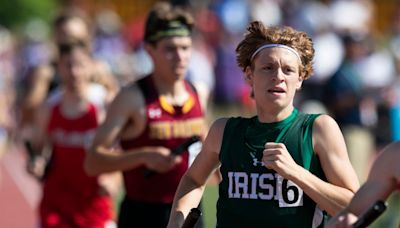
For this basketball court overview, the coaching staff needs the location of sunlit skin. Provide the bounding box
[245,47,303,123]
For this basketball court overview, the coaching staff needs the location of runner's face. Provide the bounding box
[58,48,93,93]
[149,36,192,80]
[246,47,303,110]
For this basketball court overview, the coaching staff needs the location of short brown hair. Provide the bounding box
[236,21,315,80]
[144,1,194,45]
[53,7,92,47]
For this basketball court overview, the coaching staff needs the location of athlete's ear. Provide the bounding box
[244,66,253,86]
[295,76,303,90]
[144,43,156,58]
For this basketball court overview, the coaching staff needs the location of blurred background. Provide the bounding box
[0,0,400,227]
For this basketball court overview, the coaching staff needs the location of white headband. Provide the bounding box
[250,44,301,62]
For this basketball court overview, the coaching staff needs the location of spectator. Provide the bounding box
[323,31,376,182]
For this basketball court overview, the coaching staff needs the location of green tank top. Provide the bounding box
[217,109,327,228]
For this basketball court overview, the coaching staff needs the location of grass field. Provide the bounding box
[202,185,218,228]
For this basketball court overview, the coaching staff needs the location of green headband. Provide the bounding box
[147,20,191,42]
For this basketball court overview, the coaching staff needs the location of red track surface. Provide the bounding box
[0,143,41,228]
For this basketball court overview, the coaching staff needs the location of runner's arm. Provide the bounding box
[284,115,359,216]
[84,86,148,175]
[167,118,226,228]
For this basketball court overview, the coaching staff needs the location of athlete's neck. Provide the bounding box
[60,96,89,119]
[257,106,294,123]
[152,76,189,106]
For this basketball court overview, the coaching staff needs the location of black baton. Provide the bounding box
[143,136,201,178]
[181,208,202,228]
[353,200,387,228]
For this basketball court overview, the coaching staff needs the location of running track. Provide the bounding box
[0,143,41,228]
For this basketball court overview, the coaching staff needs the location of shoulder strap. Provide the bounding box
[185,79,198,95]
[136,76,157,100]
[300,113,321,170]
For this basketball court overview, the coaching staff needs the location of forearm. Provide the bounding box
[346,180,394,216]
[85,146,146,175]
[292,167,355,216]
[327,183,385,227]
[168,173,205,228]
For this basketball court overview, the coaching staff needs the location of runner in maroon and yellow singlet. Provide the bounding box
[84,2,210,228]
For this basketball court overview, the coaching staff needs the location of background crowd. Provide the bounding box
[0,0,400,227]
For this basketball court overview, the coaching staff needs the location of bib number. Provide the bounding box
[276,174,303,207]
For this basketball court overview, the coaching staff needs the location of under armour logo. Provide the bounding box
[148,108,162,118]
[253,158,265,167]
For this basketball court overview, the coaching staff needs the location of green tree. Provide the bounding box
[0,0,58,30]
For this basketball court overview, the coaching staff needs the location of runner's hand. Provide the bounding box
[143,146,182,173]
[26,156,46,180]
[326,212,357,228]
[98,172,122,197]
[262,142,300,179]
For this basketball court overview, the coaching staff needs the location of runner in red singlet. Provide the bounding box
[28,42,118,228]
